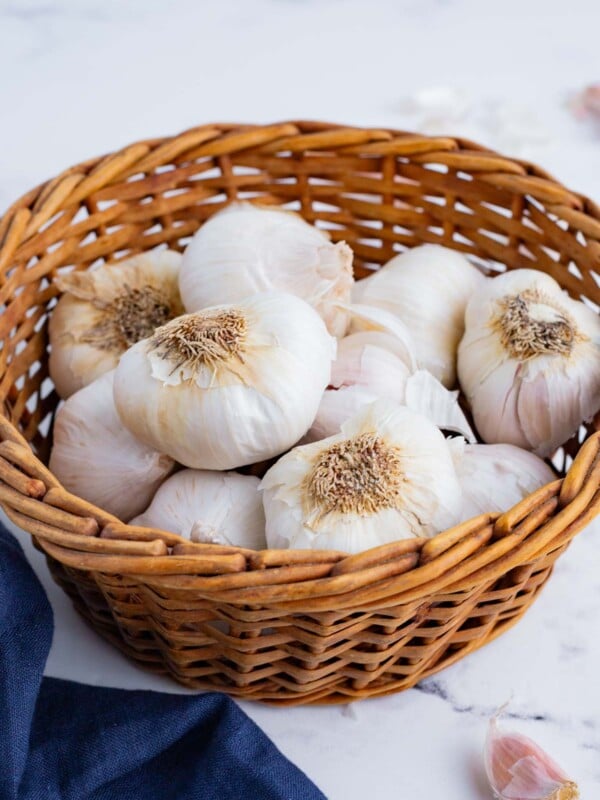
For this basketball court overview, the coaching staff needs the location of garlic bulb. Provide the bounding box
[49,371,174,520]
[114,292,336,470]
[179,202,354,336]
[49,249,183,398]
[485,712,579,800]
[261,399,462,553]
[305,332,474,443]
[458,269,600,457]
[353,245,485,386]
[131,469,266,550]
[449,438,555,520]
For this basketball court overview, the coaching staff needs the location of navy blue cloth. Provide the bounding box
[0,522,326,800]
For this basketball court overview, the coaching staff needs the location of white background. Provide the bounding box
[1,1,600,797]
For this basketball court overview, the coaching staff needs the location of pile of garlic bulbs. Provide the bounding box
[48,202,600,555]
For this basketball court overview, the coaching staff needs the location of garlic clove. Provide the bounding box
[49,249,183,398]
[449,438,555,520]
[485,714,579,800]
[49,370,175,521]
[331,336,412,396]
[131,469,266,550]
[179,202,354,337]
[303,386,379,443]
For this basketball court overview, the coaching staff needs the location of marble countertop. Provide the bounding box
[1,0,600,797]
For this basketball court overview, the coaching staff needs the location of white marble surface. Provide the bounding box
[1,0,600,797]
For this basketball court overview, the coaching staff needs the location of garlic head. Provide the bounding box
[49,370,174,521]
[49,249,183,398]
[449,438,555,521]
[261,399,462,553]
[179,202,354,336]
[131,469,266,550]
[353,245,485,386]
[114,292,336,470]
[458,269,600,457]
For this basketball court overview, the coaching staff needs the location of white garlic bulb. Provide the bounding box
[261,399,462,553]
[131,469,266,550]
[353,245,485,386]
[49,249,183,398]
[458,269,600,457]
[49,371,174,521]
[449,438,555,521]
[114,292,336,470]
[179,202,354,337]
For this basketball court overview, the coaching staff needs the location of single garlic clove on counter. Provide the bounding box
[131,469,266,550]
[353,244,486,387]
[458,269,600,457]
[114,292,336,471]
[448,438,556,520]
[49,249,183,398]
[49,371,174,521]
[485,713,579,800]
[179,202,354,337]
[261,399,462,553]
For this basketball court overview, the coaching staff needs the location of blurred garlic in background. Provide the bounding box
[131,469,266,550]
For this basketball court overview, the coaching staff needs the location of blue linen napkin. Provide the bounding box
[0,521,326,800]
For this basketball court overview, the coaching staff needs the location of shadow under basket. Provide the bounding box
[1,121,599,705]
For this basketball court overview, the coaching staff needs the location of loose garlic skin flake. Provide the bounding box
[131,470,266,550]
[353,245,485,386]
[179,202,354,337]
[49,249,183,398]
[261,400,462,554]
[449,438,556,520]
[49,371,174,521]
[458,269,600,457]
[114,292,336,471]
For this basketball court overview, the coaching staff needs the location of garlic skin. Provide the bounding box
[49,249,183,398]
[261,399,462,553]
[179,202,354,337]
[458,269,600,457]
[305,332,474,443]
[114,292,336,471]
[485,713,579,800]
[449,438,555,521]
[130,469,266,550]
[353,245,485,386]
[49,371,174,521]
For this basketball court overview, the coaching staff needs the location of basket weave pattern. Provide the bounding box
[0,121,599,704]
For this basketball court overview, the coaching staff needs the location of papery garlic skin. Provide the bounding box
[261,399,462,553]
[485,713,579,800]
[449,438,555,521]
[114,292,336,471]
[458,269,600,457]
[130,469,266,550]
[353,245,485,386]
[49,249,183,398]
[49,371,174,521]
[179,202,354,337]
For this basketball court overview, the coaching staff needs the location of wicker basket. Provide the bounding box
[1,121,599,705]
